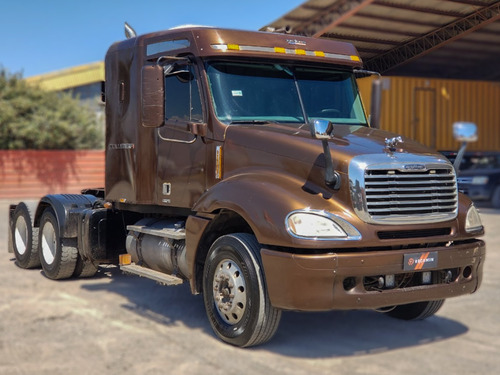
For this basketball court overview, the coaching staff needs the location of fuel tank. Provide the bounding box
[125,218,189,278]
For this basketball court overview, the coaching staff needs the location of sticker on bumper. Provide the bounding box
[403,251,438,271]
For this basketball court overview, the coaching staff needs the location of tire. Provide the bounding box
[491,186,500,209]
[11,202,41,269]
[73,255,98,278]
[203,233,281,347]
[39,208,78,280]
[385,299,445,321]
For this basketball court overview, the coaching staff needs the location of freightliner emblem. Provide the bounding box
[403,164,426,171]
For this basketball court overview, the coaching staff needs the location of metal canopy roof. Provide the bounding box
[261,0,500,81]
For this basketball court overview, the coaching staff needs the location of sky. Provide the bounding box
[0,0,305,78]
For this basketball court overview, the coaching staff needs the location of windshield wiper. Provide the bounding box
[229,120,272,125]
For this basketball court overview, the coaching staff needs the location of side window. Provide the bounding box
[164,66,203,123]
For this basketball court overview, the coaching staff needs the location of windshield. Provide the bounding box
[206,61,368,127]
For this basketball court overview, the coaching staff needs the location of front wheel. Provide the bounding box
[203,233,281,347]
[385,299,445,320]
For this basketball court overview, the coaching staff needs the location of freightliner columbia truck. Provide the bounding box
[8,26,485,347]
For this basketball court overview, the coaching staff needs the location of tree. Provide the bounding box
[0,69,103,149]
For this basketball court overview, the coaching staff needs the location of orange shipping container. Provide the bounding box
[358,76,500,152]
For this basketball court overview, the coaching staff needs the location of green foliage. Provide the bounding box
[0,69,104,149]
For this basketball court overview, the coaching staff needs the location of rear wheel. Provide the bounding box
[11,202,41,269]
[203,233,281,347]
[73,255,98,278]
[385,299,445,320]
[39,208,77,280]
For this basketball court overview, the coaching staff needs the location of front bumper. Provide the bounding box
[261,240,485,311]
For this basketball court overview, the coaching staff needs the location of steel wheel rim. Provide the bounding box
[14,216,28,255]
[41,221,57,265]
[213,259,247,325]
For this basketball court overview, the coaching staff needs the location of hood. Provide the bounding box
[224,123,441,175]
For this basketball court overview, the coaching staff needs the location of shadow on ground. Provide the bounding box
[81,265,468,358]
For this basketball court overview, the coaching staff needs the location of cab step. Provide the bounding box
[120,263,183,286]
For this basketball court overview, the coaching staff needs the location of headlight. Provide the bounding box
[465,205,483,233]
[286,210,361,240]
[471,176,489,185]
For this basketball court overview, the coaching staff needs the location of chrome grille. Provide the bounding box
[365,168,457,218]
[349,154,458,225]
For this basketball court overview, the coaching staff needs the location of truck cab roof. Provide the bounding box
[106,26,362,68]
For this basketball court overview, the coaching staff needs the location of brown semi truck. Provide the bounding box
[8,26,485,347]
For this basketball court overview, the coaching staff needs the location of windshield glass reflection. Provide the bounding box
[206,61,367,127]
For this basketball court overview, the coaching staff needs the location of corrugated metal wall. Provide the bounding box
[0,150,104,199]
[358,76,500,151]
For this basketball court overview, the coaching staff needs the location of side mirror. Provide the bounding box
[311,119,340,189]
[141,65,164,128]
[313,119,333,139]
[453,122,477,143]
[452,122,477,172]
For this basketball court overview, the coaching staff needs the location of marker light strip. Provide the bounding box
[211,44,361,62]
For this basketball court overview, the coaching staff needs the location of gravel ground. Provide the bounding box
[1,199,499,375]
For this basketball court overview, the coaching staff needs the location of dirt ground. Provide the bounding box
[1,199,499,375]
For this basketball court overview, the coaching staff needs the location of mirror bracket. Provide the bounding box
[312,119,341,189]
[189,122,207,137]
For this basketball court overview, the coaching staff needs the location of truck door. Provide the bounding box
[156,64,206,208]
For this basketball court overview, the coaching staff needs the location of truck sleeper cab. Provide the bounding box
[8,26,485,348]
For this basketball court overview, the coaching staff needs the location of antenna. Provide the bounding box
[124,22,137,39]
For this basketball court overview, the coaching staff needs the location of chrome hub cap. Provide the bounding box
[14,217,28,255]
[41,221,57,265]
[213,260,246,325]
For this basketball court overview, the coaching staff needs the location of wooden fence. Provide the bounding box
[0,150,105,199]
